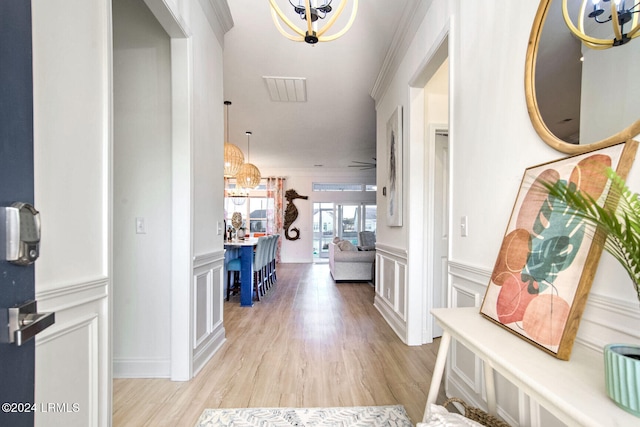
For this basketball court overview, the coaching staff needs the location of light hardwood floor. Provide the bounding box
[113,263,446,426]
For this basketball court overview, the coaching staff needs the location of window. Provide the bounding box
[312,202,376,258]
[312,183,375,192]
[224,179,271,235]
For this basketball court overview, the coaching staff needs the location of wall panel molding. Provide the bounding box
[192,254,226,376]
[35,278,107,426]
[37,277,108,312]
[374,246,408,343]
[194,249,225,268]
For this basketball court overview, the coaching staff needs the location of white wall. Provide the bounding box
[32,0,229,420]
[374,0,640,424]
[260,167,376,263]
[191,9,226,258]
[32,0,112,425]
[112,0,173,378]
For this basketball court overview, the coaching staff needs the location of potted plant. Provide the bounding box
[542,168,640,416]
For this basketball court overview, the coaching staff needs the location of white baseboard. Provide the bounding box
[193,326,226,377]
[374,295,407,344]
[113,357,171,378]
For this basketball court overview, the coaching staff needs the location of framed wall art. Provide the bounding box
[387,106,403,227]
[480,140,638,360]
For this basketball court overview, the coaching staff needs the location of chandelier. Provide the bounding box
[236,132,262,189]
[224,177,248,204]
[562,0,640,49]
[223,101,244,177]
[269,0,358,44]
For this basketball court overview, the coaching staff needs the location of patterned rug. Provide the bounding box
[194,405,413,427]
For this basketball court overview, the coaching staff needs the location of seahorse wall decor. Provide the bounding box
[284,189,308,241]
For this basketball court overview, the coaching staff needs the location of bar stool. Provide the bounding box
[266,234,277,288]
[264,235,276,292]
[270,234,280,286]
[253,236,269,300]
[226,257,241,301]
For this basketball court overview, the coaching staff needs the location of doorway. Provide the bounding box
[313,203,377,260]
[112,0,193,381]
[313,203,334,259]
[112,0,173,379]
[406,29,450,345]
[431,130,449,338]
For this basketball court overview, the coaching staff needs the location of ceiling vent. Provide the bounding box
[262,76,307,102]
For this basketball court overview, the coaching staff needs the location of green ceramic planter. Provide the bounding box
[604,344,640,417]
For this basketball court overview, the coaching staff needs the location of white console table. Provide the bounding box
[425,307,638,426]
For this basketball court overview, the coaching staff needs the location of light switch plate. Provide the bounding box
[136,217,146,234]
[460,216,468,237]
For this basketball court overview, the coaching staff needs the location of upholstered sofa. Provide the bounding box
[329,239,375,282]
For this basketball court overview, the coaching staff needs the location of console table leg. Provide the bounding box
[484,361,497,415]
[424,331,452,421]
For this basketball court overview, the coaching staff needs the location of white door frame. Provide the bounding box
[406,23,451,345]
[142,0,194,381]
[430,127,449,339]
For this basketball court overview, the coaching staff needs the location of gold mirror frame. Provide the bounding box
[525,0,640,154]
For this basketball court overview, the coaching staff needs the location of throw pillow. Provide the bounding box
[337,240,357,252]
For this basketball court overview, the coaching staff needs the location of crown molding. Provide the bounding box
[370,0,433,103]
[198,0,234,46]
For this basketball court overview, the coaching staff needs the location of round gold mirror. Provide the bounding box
[525,0,640,154]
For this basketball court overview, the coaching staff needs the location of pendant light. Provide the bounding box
[562,0,640,49]
[269,0,358,44]
[223,101,244,177]
[236,131,262,189]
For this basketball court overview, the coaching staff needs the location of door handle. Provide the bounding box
[7,300,55,346]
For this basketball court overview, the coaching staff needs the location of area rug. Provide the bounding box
[194,405,413,427]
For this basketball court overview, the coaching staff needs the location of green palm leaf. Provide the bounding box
[542,168,640,302]
[522,185,587,293]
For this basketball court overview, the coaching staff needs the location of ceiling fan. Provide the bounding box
[348,158,376,170]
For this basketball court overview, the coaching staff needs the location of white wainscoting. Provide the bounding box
[373,244,408,343]
[446,260,640,427]
[192,250,226,376]
[35,278,109,427]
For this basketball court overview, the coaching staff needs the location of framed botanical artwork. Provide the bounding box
[387,106,403,227]
[480,140,638,360]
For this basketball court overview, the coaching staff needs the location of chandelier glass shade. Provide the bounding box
[269,0,358,44]
[562,0,640,49]
[235,131,262,189]
[223,101,244,177]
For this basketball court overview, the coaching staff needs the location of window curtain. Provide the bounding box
[266,177,285,262]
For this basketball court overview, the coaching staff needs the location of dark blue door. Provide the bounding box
[0,1,36,426]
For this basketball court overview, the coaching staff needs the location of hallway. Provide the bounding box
[113,263,445,426]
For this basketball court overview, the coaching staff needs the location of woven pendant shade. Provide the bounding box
[223,100,244,177]
[236,162,261,189]
[236,131,261,188]
[224,142,244,177]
